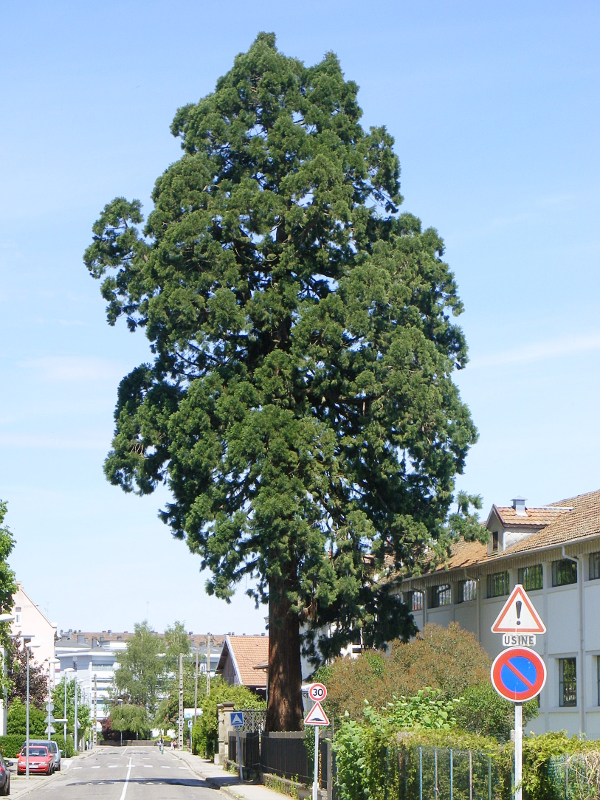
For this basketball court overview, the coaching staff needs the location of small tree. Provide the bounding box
[7,640,48,708]
[109,703,151,739]
[113,621,164,715]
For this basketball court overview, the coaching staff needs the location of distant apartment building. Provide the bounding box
[400,489,600,739]
[55,630,226,722]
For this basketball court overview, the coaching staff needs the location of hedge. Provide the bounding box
[0,734,76,759]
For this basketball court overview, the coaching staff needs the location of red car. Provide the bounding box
[17,744,54,775]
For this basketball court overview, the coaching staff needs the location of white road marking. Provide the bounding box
[161,765,171,769]
[92,766,100,769]
[108,765,118,768]
[119,757,133,800]
[73,767,82,770]
[143,765,153,768]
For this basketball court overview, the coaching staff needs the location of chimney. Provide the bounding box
[512,497,527,517]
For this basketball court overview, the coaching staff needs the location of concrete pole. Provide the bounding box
[178,653,184,750]
[74,675,78,754]
[514,703,523,800]
[93,674,97,747]
[26,648,30,780]
[206,635,211,696]
[194,648,198,723]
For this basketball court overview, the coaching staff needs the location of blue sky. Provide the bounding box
[1,1,598,634]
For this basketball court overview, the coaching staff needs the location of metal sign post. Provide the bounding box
[230,712,245,782]
[305,684,329,800]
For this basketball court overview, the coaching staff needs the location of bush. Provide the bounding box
[333,690,509,800]
[192,677,265,758]
[454,683,538,742]
[0,734,27,758]
[315,624,491,724]
[7,698,45,737]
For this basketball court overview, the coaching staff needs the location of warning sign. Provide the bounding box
[491,584,546,635]
[304,701,329,726]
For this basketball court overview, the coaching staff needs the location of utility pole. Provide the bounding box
[63,673,68,748]
[206,634,211,696]
[93,674,97,748]
[194,647,199,724]
[178,653,184,750]
[73,659,78,754]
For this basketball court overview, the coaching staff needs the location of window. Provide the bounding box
[552,559,577,587]
[559,658,577,707]
[492,531,499,552]
[590,552,600,581]
[410,591,424,612]
[518,565,543,591]
[430,584,451,608]
[487,572,510,598]
[458,579,477,603]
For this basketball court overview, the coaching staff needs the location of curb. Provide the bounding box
[171,751,243,794]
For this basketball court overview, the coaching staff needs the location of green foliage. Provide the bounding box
[334,700,508,800]
[51,676,91,738]
[6,639,48,708]
[0,734,28,758]
[112,621,164,714]
[316,623,491,725]
[85,32,478,721]
[7,698,46,737]
[521,731,598,800]
[192,678,265,758]
[0,502,17,693]
[454,682,538,742]
[109,703,151,738]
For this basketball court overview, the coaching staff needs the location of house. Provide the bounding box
[10,582,57,680]
[400,489,600,738]
[216,634,269,698]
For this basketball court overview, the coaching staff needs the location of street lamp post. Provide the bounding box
[25,641,40,780]
[117,699,123,747]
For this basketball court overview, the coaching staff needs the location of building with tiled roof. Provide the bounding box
[400,489,600,739]
[216,635,269,697]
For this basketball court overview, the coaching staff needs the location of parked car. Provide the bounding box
[23,741,61,772]
[0,753,10,795]
[17,745,54,776]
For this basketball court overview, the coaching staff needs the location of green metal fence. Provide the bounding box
[398,746,501,800]
[547,753,600,800]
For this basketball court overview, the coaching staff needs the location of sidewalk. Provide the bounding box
[173,751,287,800]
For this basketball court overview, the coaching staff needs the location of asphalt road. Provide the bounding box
[17,746,219,800]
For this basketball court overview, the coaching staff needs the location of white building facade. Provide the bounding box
[401,490,600,739]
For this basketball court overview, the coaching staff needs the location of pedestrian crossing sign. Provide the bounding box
[230,712,244,727]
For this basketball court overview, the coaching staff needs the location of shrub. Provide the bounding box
[7,698,46,737]
[454,683,538,742]
[0,734,27,758]
[192,678,265,758]
[315,623,490,724]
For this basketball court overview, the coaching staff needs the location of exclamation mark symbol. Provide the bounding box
[516,600,522,626]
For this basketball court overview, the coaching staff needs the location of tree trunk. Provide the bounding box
[266,575,304,732]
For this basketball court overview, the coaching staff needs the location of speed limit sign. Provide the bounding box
[308,683,327,702]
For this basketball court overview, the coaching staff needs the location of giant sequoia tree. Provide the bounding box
[85,34,480,731]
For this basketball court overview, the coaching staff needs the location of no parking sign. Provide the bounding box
[491,646,546,702]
